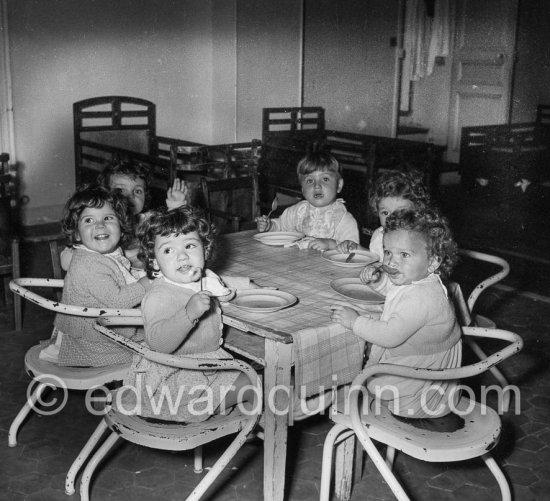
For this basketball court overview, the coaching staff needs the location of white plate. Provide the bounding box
[322,249,379,268]
[253,231,305,246]
[330,278,385,304]
[230,289,298,312]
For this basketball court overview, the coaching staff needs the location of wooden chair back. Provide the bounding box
[200,173,260,232]
[74,96,157,186]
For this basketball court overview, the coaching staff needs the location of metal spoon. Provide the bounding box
[345,252,356,263]
[266,196,278,218]
[375,262,399,275]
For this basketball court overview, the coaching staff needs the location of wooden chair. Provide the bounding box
[200,172,260,232]
[7,278,141,447]
[320,326,523,501]
[0,152,21,330]
[449,249,514,412]
[65,318,262,501]
[22,232,66,301]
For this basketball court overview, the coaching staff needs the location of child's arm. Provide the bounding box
[84,259,147,309]
[331,295,425,348]
[309,212,360,252]
[258,203,301,233]
[142,290,211,353]
[309,238,337,252]
[166,178,189,210]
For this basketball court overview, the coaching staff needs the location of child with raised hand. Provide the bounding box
[61,160,188,270]
[366,169,431,261]
[330,207,462,423]
[121,206,253,422]
[256,151,359,252]
[40,185,153,366]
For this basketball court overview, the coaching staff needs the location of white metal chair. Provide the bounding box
[66,318,262,501]
[320,325,523,501]
[8,277,141,447]
[450,249,514,411]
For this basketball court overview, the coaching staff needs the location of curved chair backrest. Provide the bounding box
[95,318,262,383]
[9,278,142,318]
[457,249,510,313]
[348,326,523,429]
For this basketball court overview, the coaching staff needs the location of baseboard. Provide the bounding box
[22,204,63,226]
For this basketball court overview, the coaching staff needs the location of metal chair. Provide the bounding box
[65,318,262,501]
[7,278,141,446]
[320,325,523,501]
[200,172,260,232]
[449,249,514,411]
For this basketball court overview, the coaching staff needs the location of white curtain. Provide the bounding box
[400,0,452,112]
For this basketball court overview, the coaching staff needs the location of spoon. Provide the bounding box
[375,263,399,275]
[345,252,356,263]
[266,196,278,218]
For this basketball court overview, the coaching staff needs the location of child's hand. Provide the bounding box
[255,215,272,232]
[359,264,382,284]
[309,238,335,252]
[166,178,189,206]
[330,305,359,330]
[335,240,358,253]
[186,291,211,322]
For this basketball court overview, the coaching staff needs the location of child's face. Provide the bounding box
[75,203,121,255]
[153,231,205,284]
[377,197,416,228]
[382,229,440,286]
[109,174,146,215]
[301,170,343,208]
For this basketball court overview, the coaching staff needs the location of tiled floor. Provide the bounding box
[1,180,550,500]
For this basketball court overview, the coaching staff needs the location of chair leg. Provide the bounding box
[354,424,410,501]
[482,453,511,501]
[194,445,203,473]
[385,446,396,469]
[466,338,511,412]
[79,431,121,501]
[8,382,50,447]
[187,427,255,501]
[65,419,109,495]
[320,424,355,501]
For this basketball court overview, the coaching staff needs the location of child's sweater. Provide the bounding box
[55,248,145,366]
[353,274,462,418]
[270,200,359,244]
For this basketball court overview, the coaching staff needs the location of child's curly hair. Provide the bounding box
[385,207,458,279]
[97,159,152,211]
[296,151,342,183]
[136,206,216,279]
[369,170,431,214]
[61,184,134,247]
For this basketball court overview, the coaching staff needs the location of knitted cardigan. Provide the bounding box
[55,248,146,366]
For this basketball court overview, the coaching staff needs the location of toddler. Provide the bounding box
[41,185,153,366]
[366,170,431,261]
[256,152,359,252]
[61,160,188,270]
[121,206,254,422]
[330,207,462,422]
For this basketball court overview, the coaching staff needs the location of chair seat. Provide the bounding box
[105,393,250,451]
[25,345,130,390]
[332,396,501,463]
